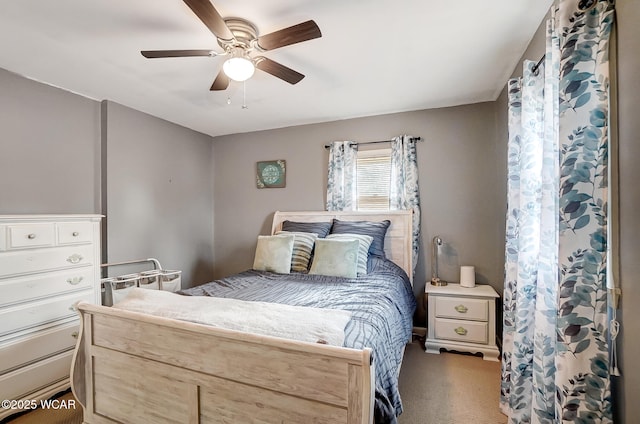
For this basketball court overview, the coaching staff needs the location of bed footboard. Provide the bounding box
[71,302,374,424]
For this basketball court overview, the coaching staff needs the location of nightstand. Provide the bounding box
[424,283,500,361]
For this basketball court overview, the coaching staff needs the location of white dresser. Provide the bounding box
[425,283,500,361]
[0,215,101,419]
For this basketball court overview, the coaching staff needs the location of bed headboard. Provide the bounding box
[271,210,413,284]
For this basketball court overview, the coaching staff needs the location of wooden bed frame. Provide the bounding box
[71,210,413,424]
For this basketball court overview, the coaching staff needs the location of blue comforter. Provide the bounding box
[180,256,416,423]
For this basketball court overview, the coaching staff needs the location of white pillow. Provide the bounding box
[309,239,359,278]
[252,234,295,274]
[276,231,318,272]
[325,233,373,276]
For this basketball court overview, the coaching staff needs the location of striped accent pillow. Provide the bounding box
[281,220,332,238]
[326,233,373,276]
[276,231,318,273]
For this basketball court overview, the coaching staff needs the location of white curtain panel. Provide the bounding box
[500,1,615,422]
[390,135,421,278]
[326,141,357,211]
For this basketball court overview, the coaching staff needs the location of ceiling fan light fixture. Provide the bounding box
[223,56,255,82]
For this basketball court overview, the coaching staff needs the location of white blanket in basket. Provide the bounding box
[113,288,352,346]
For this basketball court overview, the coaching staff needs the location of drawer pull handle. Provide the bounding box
[66,254,83,264]
[71,332,79,339]
[455,305,468,313]
[67,276,84,285]
[72,231,79,237]
[27,233,36,239]
[68,305,77,312]
[454,327,468,336]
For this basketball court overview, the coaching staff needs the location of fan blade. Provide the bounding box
[255,57,304,85]
[256,20,321,51]
[210,69,229,90]
[141,49,212,58]
[183,0,234,42]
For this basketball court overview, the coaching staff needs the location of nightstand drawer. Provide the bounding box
[434,318,488,344]
[434,296,488,321]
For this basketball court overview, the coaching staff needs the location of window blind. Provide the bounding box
[356,149,391,211]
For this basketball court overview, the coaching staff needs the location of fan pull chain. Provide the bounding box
[225,83,249,109]
[242,81,248,109]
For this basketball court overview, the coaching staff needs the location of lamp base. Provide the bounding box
[430,277,447,286]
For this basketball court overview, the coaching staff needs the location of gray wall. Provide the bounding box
[614,0,639,421]
[0,70,216,290]
[495,2,639,421]
[211,103,505,324]
[104,101,215,288]
[0,68,100,214]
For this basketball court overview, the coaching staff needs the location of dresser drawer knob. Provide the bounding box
[71,332,79,339]
[66,254,84,264]
[454,327,468,336]
[67,276,84,285]
[72,231,79,237]
[27,233,36,239]
[454,305,468,313]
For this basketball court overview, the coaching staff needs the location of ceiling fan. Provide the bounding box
[141,0,322,91]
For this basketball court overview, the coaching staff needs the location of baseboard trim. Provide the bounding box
[412,326,426,337]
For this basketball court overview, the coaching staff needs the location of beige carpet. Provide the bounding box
[398,342,507,424]
[2,391,82,424]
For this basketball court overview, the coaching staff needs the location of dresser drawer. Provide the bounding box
[0,350,73,401]
[57,221,94,245]
[0,321,78,374]
[0,268,95,307]
[0,244,95,279]
[434,296,489,321]
[8,223,55,249]
[0,290,93,337]
[433,318,488,344]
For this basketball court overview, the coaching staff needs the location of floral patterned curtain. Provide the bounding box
[390,135,421,277]
[501,0,614,422]
[326,141,357,211]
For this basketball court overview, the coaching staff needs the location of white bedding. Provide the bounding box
[113,288,352,346]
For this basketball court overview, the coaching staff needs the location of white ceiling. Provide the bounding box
[0,0,552,137]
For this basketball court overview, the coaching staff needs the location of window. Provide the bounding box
[356,148,391,211]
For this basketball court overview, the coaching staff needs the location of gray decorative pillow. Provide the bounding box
[276,231,318,273]
[309,239,359,278]
[331,219,391,258]
[282,220,332,238]
[325,233,373,276]
[252,234,295,274]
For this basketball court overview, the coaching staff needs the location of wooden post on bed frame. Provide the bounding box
[71,302,374,424]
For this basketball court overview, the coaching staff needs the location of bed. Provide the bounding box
[71,210,416,424]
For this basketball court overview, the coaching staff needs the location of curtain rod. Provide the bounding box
[324,136,422,149]
[531,54,546,75]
